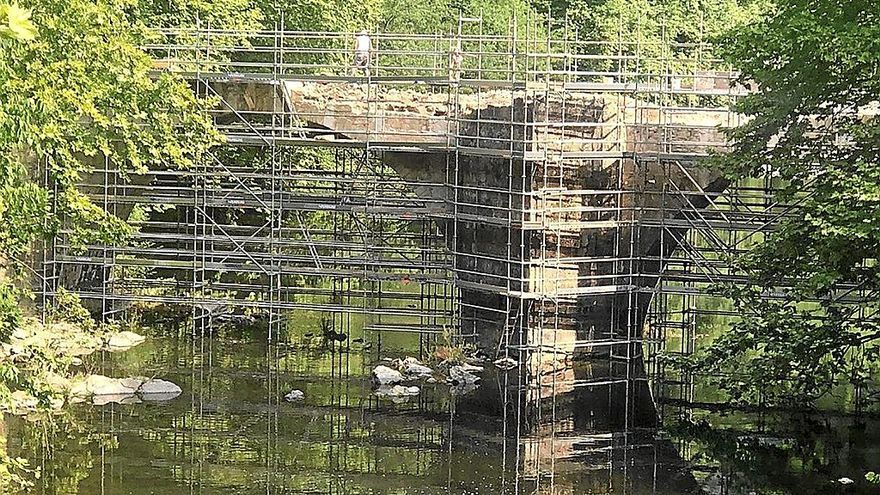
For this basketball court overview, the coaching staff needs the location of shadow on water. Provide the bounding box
[6,319,880,494]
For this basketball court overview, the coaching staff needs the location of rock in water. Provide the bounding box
[87,374,142,396]
[493,357,519,370]
[399,357,434,379]
[82,375,182,404]
[86,374,142,405]
[371,365,404,386]
[458,363,484,373]
[448,366,481,385]
[284,389,305,402]
[8,391,39,414]
[447,365,481,396]
[138,379,183,401]
[107,331,146,351]
[68,375,91,403]
[375,385,420,397]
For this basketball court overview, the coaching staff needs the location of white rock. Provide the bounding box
[68,376,90,403]
[86,374,141,397]
[48,396,65,410]
[86,375,143,405]
[122,377,148,389]
[371,365,404,386]
[375,384,420,398]
[107,331,146,351]
[458,363,484,373]
[65,345,99,357]
[83,375,181,404]
[284,389,305,402]
[47,323,102,357]
[8,390,38,413]
[493,357,519,370]
[837,477,854,485]
[400,358,434,379]
[138,378,182,401]
[449,366,481,385]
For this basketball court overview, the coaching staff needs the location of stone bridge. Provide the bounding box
[47,74,733,420]
[208,79,732,357]
[52,73,737,428]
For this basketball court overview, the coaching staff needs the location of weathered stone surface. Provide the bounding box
[8,390,39,413]
[375,384,420,398]
[395,357,434,379]
[87,374,142,405]
[76,375,182,405]
[458,363,484,374]
[43,371,71,393]
[106,331,146,351]
[284,389,305,402]
[138,378,183,401]
[404,362,434,378]
[4,389,67,415]
[371,365,403,386]
[448,366,481,386]
[69,376,90,404]
[87,374,141,396]
[9,321,102,360]
[142,79,737,400]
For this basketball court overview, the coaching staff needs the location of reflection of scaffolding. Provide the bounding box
[41,13,795,492]
[30,326,694,494]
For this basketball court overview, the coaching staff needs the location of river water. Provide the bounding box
[7,317,880,494]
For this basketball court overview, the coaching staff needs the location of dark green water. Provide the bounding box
[8,321,880,494]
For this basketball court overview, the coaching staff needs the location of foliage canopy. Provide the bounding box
[689,0,880,406]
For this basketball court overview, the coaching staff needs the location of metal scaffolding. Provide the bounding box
[40,13,803,490]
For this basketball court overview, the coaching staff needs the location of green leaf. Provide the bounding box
[0,3,37,41]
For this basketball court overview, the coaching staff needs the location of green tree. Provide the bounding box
[129,0,262,32]
[532,0,768,79]
[563,0,767,44]
[0,2,36,40]
[0,0,238,485]
[1,0,222,259]
[690,0,880,406]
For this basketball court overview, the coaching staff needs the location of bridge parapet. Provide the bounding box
[207,78,735,156]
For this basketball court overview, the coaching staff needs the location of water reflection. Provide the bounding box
[9,320,880,494]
